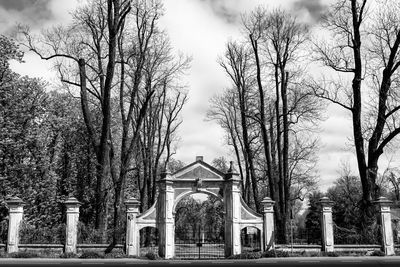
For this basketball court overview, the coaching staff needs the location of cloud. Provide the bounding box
[292,0,328,23]
[0,0,54,35]
[0,0,46,11]
[196,0,242,24]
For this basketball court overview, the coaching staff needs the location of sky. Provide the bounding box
[1,0,399,192]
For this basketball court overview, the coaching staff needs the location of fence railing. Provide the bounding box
[292,229,321,245]
[0,219,7,244]
[77,223,125,245]
[19,221,65,244]
[333,224,380,245]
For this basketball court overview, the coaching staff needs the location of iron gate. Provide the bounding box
[175,227,224,259]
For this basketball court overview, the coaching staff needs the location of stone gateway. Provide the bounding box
[125,157,275,259]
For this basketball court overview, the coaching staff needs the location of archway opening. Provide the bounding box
[139,226,159,257]
[174,192,224,259]
[241,226,261,252]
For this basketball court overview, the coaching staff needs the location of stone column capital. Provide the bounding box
[160,163,173,180]
[6,197,24,212]
[125,197,140,214]
[319,197,334,212]
[261,197,275,213]
[373,196,392,212]
[64,196,81,213]
[319,196,334,207]
[224,161,241,181]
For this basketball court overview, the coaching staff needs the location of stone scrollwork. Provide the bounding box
[195,177,203,191]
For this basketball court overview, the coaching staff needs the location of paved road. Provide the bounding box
[1,257,400,267]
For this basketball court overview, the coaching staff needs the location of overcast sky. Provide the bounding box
[2,0,399,192]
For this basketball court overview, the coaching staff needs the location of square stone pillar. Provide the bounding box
[125,197,140,257]
[224,162,242,257]
[319,197,334,252]
[373,196,395,256]
[157,167,175,259]
[6,197,24,253]
[64,196,81,254]
[261,197,275,251]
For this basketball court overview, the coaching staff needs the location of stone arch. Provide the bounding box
[240,225,262,232]
[172,189,223,213]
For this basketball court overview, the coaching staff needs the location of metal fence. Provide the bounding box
[77,222,125,244]
[0,219,7,244]
[292,229,321,245]
[19,220,65,244]
[334,224,380,245]
[175,229,224,259]
[139,227,159,257]
[241,227,261,252]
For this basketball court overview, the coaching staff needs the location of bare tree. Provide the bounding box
[19,0,189,250]
[210,8,320,243]
[218,41,261,210]
[20,0,131,241]
[311,0,400,221]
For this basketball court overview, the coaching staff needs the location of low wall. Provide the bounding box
[276,244,400,253]
[1,243,399,255]
[335,244,381,252]
[19,244,64,254]
[276,244,321,253]
[0,243,125,254]
[77,244,124,254]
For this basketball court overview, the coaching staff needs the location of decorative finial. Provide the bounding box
[227,161,235,173]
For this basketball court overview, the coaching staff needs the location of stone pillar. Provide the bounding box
[6,197,24,253]
[125,197,140,257]
[319,197,334,252]
[261,197,275,251]
[157,166,175,259]
[224,162,241,257]
[373,196,395,256]
[64,196,80,254]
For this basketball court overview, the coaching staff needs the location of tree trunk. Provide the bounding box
[249,36,274,201]
[281,70,290,230]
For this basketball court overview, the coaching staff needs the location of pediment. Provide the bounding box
[174,161,224,180]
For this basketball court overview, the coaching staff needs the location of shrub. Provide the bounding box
[145,251,160,260]
[104,251,126,258]
[371,250,385,257]
[9,251,40,258]
[79,251,104,259]
[322,251,339,257]
[227,251,262,259]
[59,252,78,258]
[262,249,289,258]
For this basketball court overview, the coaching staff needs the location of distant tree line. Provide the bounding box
[301,162,400,244]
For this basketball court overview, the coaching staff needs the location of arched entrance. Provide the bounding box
[127,156,274,259]
[174,193,225,259]
[241,226,262,253]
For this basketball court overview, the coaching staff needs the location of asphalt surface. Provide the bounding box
[1,257,400,267]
